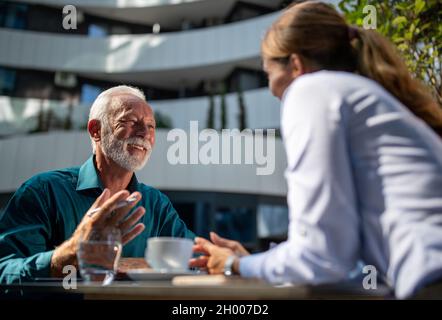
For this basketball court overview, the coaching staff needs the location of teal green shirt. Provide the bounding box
[0,156,195,284]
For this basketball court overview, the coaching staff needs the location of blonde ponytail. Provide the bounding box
[262,1,442,138]
[354,29,442,137]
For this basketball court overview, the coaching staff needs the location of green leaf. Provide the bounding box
[338,0,441,107]
[398,43,409,51]
[392,16,407,27]
[419,23,431,33]
[392,36,405,43]
[415,0,426,15]
[338,1,350,14]
[395,2,408,11]
[409,23,416,37]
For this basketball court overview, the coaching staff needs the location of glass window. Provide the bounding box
[0,68,16,95]
[0,4,5,27]
[257,204,289,239]
[81,84,101,105]
[111,25,130,35]
[237,72,262,91]
[1,3,28,29]
[214,207,256,246]
[54,72,77,88]
[88,24,107,38]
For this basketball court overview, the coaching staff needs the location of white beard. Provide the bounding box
[101,126,152,172]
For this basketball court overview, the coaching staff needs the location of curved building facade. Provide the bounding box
[0,0,339,250]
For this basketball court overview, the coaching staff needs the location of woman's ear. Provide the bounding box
[88,119,101,143]
[289,53,307,77]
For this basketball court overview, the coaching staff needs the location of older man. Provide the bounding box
[0,85,195,283]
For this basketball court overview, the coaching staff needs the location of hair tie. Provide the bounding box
[348,25,359,40]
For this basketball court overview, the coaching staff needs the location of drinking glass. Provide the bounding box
[77,227,122,285]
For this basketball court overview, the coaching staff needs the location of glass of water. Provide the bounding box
[77,227,122,285]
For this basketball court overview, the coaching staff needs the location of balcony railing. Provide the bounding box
[0,87,280,137]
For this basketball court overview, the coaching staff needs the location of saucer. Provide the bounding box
[126,268,203,281]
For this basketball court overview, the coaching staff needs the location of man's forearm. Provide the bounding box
[50,239,77,277]
[0,251,55,284]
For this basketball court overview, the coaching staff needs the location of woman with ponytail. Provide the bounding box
[191,2,442,299]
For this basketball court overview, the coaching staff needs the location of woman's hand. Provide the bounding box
[190,236,235,274]
[209,232,250,257]
[189,233,247,274]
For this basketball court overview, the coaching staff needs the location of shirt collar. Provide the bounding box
[76,155,140,193]
[127,173,140,193]
[76,155,103,191]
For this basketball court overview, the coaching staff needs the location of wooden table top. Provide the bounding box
[0,258,394,300]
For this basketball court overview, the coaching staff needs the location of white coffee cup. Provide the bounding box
[145,237,193,272]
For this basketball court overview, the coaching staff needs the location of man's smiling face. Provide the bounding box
[101,95,156,171]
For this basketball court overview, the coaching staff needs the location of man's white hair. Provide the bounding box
[88,85,146,153]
